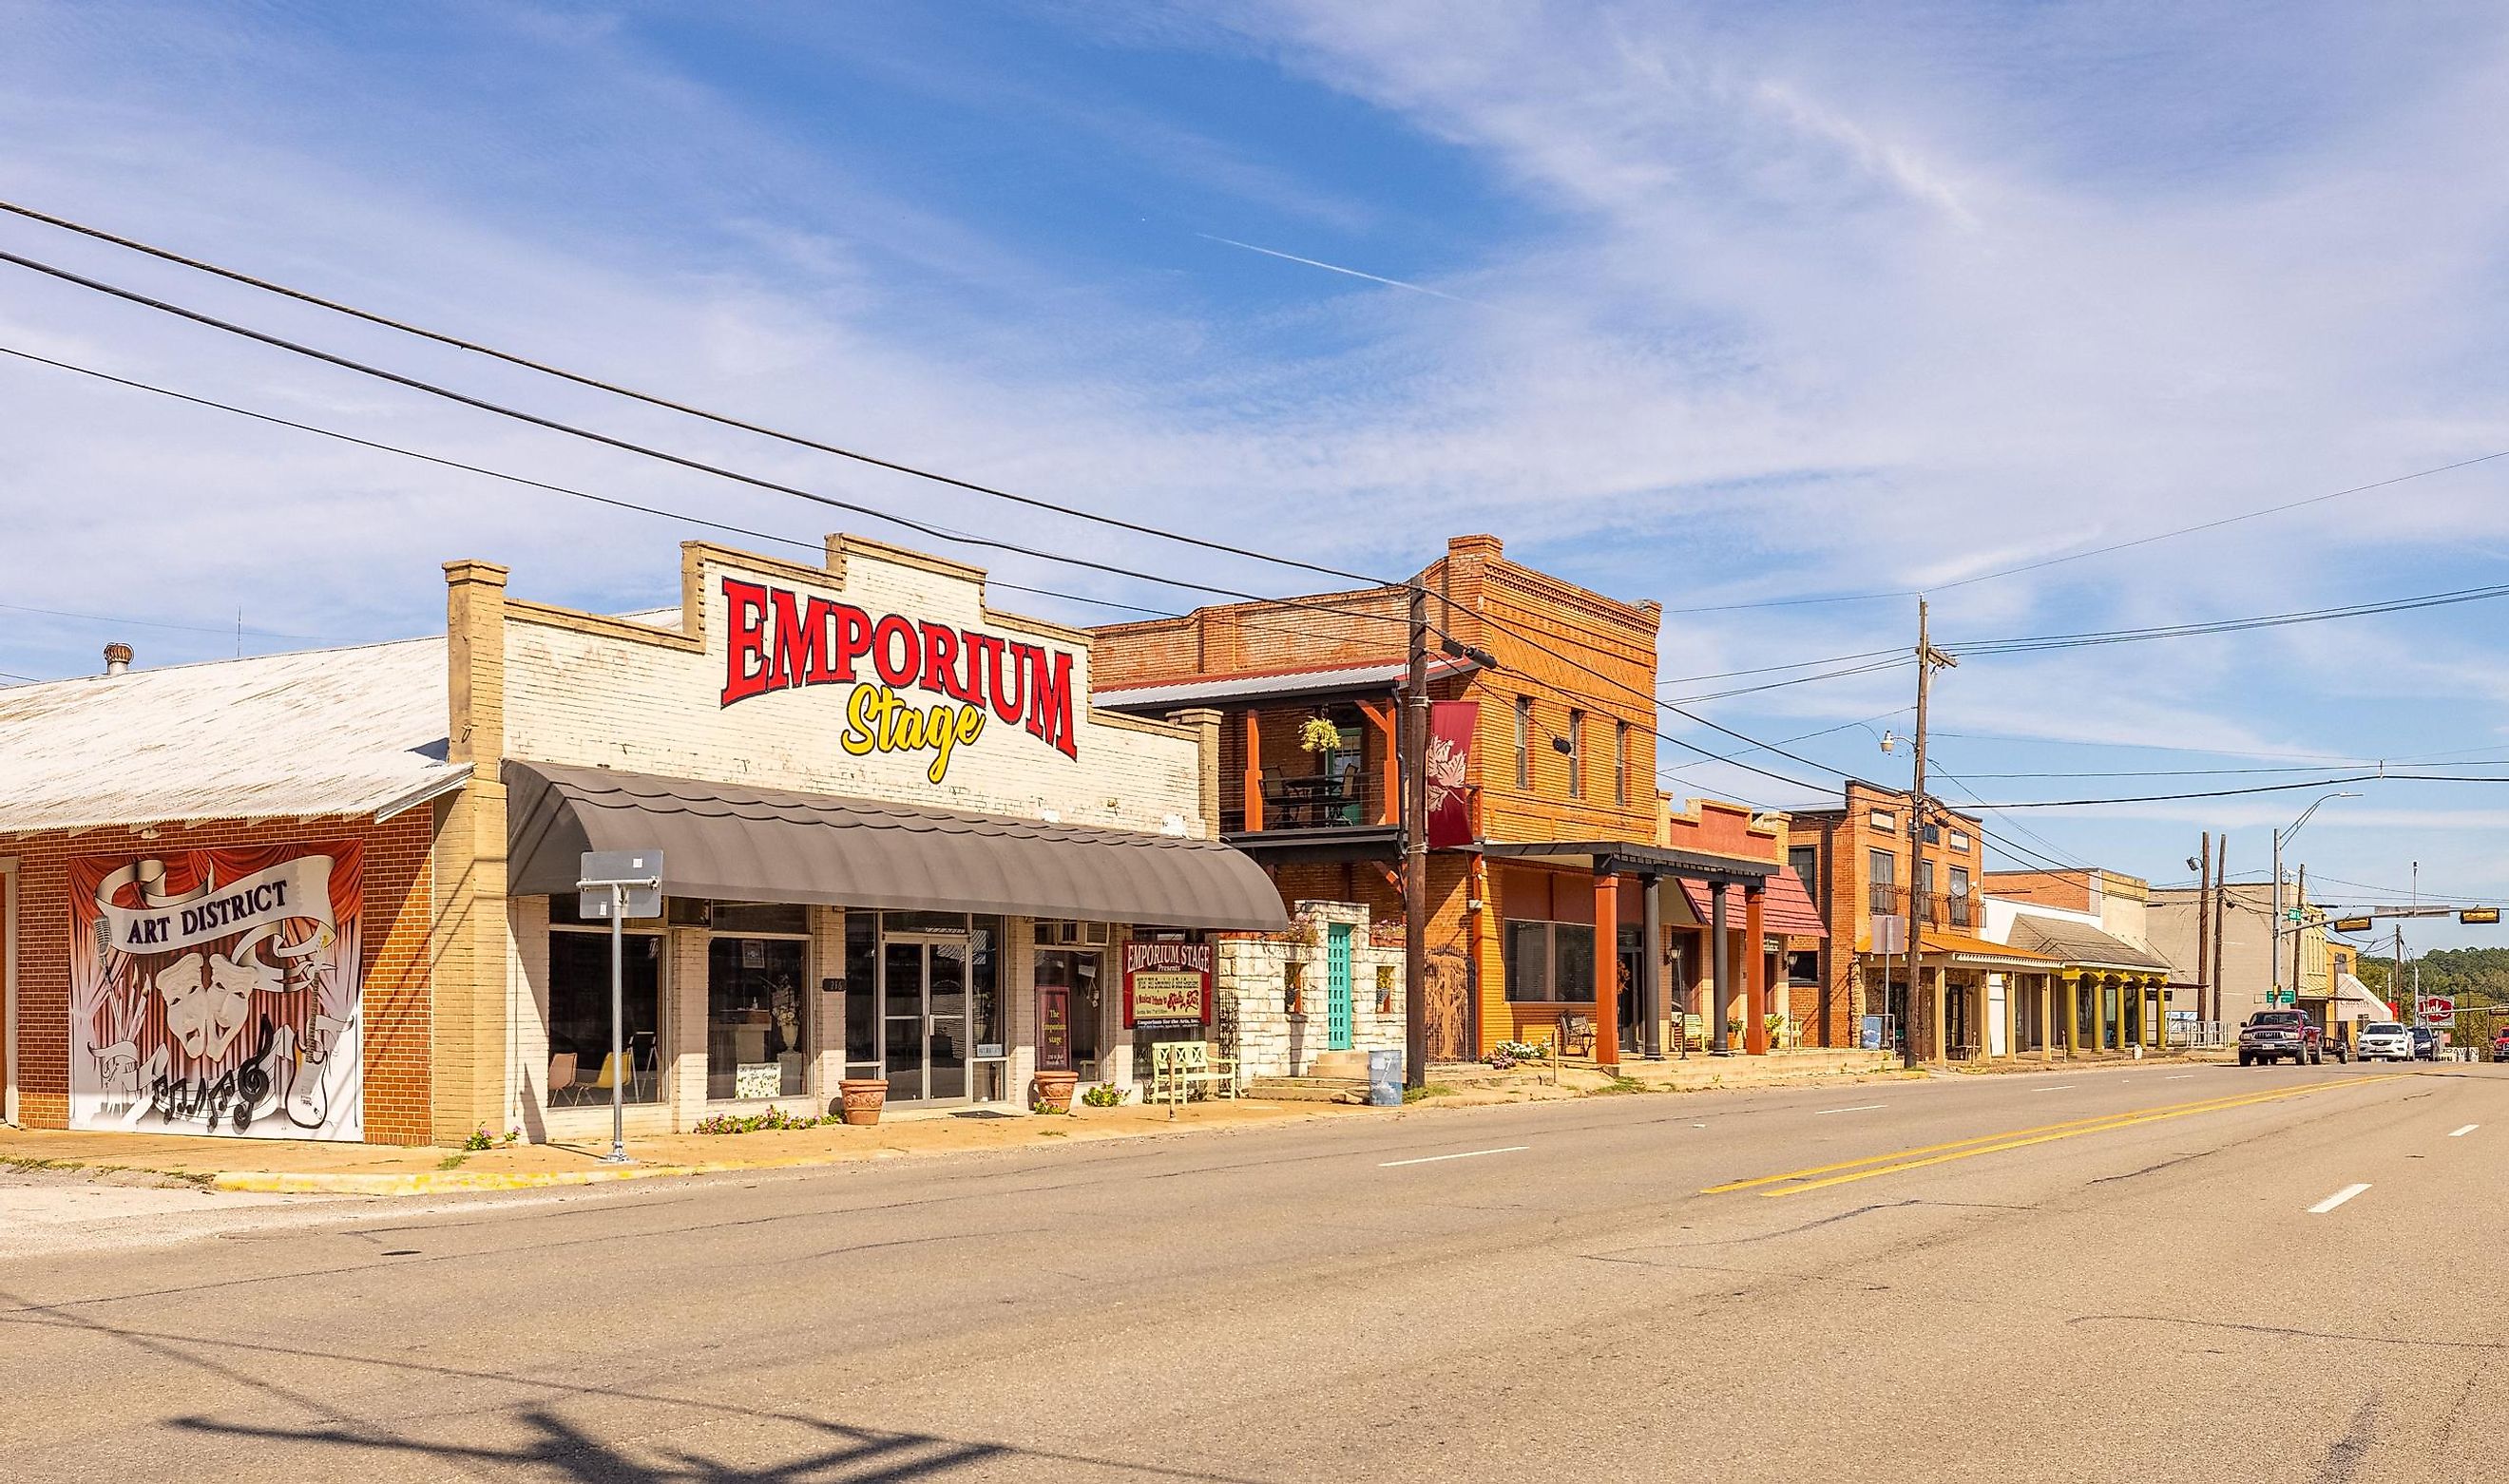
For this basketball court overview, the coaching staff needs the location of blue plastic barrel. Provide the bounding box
[1368,1049,1403,1106]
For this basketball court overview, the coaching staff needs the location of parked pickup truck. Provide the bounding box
[2237,1009,2322,1066]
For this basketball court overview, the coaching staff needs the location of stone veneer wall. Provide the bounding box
[1219,900,1406,1079]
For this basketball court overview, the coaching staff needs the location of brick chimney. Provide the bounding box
[103,641,133,676]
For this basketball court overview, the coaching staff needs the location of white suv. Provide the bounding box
[2358,1021,2412,1061]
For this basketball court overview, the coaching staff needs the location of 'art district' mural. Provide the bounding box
[67,842,365,1140]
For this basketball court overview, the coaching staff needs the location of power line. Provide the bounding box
[1657,708,1910,778]
[1654,447,2509,615]
[1,598,315,640]
[0,289,1473,649]
[0,341,1527,686]
[1966,771,2509,809]
[0,197,1387,591]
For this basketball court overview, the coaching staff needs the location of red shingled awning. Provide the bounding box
[1678,866,1828,939]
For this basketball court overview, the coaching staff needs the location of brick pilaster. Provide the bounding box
[431,560,512,1144]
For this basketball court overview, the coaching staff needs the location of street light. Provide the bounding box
[2272,791,2358,1014]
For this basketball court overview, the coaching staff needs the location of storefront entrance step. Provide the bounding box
[1243,1076,1370,1103]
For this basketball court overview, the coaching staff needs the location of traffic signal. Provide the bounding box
[2334,916,2373,933]
[2462,908,2500,925]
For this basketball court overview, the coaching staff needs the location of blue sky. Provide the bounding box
[4,1,2508,947]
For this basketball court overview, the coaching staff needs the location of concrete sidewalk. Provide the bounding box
[0,1097,1376,1196]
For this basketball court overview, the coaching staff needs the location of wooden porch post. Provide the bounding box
[1930,965,1949,1064]
[1594,870,1621,1067]
[1357,698,1399,828]
[1744,883,1769,1055]
[1241,711,1263,831]
[2039,975,2055,1063]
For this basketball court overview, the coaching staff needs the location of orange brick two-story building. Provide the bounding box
[1091,535,1823,1065]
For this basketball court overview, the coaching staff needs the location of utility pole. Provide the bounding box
[2211,837,2228,1031]
[1904,597,1956,1069]
[1401,580,1430,1092]
[2196,831,2212,1037]
[2293,863,2308,1015]
[2270,828,2284,1008]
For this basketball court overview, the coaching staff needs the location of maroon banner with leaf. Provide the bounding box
[1425,700,1479,848]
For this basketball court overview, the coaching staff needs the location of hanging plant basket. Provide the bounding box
[1298,716,1344,753]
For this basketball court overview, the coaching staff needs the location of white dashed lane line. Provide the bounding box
[2030,1085,2075,1093]
[1814,1104,1886,1116]
[2451,1124,2480,1138]
[2309,1183,2372,1214]
[1379,1146,1529,1169]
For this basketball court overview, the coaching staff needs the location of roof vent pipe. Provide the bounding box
[104,641,133,676]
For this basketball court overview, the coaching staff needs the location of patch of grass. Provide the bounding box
[1038,1129,1069,1138]
[1401,1082,1458,1103]
[1592,1074,1648,1095]
[436,1152,469,1171]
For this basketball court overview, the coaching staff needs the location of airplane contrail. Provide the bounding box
[1195,233,1469,302]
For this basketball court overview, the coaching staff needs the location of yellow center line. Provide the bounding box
[1701,1075,2405,1198]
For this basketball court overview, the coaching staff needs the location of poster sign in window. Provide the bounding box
[1037,987,1072,1072]
[1123,941,1213,1028]
[67,843,365,1140]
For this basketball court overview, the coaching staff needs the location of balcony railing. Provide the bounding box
[1868,885,1973,930]
[1223,770,1382,834]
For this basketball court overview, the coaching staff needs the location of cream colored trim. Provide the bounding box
[1087,707,1197,741]
[504,599,702,653]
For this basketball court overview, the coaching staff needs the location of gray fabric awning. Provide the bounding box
[506,760,1288,931]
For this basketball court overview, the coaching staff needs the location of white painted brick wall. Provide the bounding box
[503,550,1206,834]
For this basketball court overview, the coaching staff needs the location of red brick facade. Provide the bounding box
[3,810,437,1145]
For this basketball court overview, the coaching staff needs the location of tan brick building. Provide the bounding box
[1,535,1285,1146]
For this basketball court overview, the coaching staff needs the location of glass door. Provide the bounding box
[884,942,927,1102]
[881,936,971,1105]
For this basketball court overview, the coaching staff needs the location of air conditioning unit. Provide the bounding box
[1037,920,1112,946]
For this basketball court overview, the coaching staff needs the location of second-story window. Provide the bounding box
[1949,866,1971,926]
[1614,720,1631,807]
[1790,845,1819,903]
[1514,696,1532,790]
[1867,848,1896,916]
[1566,709,1584,797]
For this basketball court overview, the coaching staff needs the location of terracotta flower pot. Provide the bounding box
[1034,1069,1080,1113]
[837,1077,888,1126]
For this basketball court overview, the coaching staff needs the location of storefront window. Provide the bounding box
[707,936,808,1100]
[844,911,878,1070]
[970,916,1006,1057]
[1503,920,1597,1002]
[546,925,662,1105]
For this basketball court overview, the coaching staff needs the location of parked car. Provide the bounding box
[2358,1021,2413,1061]
[2410,1026,2442,1061]
[2238,1009,2322,1067]
[2492,1029,2509,1063]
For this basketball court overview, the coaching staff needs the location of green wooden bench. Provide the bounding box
[1150,1040,1237,1111]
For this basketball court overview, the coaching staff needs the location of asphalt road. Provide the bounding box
[3,1059,2501,1483]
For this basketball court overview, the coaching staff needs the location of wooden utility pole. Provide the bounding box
[1904,598,1956,1068]
[2196,831,2212,1033]
[1402,580,1430,1091]
[2211,838,2229,1030]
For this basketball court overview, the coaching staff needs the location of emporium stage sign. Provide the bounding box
[1123,941,1214,1028]
[717,576,1082,782]
[67,844,364,1140]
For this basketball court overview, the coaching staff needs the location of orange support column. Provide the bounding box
[1240,711,1263,831]
[1594,871,1620,1066]
[1744,884,1769,1055]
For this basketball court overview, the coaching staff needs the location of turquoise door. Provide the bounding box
[1326,923,1353,1051]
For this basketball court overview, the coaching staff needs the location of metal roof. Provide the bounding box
[2004,915,2174,973]
[1092,654,1480,711]
[0,637,469,833]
